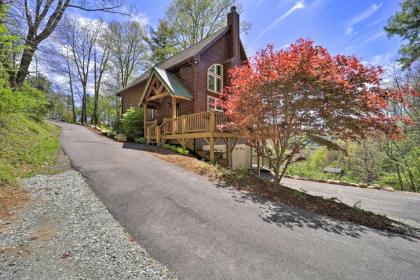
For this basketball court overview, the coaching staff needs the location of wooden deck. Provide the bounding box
[145,111,240,165]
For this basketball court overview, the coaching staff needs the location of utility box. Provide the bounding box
[230,144,252,170]
[202,144,252,170]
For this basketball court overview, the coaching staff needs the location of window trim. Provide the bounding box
[207,64,223,94]
[207,96,223,112]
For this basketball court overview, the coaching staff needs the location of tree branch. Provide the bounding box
[67,4,130,16]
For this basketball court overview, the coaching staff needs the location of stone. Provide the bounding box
[106,131,115,138]
[323,167,344,175]
[367,184,381,189]
[115,134,127,142]
[327,179,341,184]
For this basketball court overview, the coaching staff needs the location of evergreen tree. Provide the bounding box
[147,20,178,64]
[385,0,420,68]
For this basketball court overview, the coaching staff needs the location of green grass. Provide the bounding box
[285,163,361,184]
[161,143,190,156]
[0,114,60,186]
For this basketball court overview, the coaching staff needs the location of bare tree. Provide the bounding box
[8,0,127,88]
[65,51,76,122]
[106,20,148,89]
[91,34,111,125]
[56,16,102,124]
[43,36,78,122]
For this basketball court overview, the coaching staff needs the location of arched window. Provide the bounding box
[207,64,223,93]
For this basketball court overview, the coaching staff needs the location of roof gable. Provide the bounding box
[154,67,192,99]
[117,27,229,95]
[138,67,193,105]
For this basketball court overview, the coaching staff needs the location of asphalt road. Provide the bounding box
[282,177,420,226]
[57,122,420,280]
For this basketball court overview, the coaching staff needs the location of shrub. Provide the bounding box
[120,108,143,140]
[112,118,122,134]
[161,143,189,155]
[135,137,146,144]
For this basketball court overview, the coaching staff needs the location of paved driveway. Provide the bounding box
[282,177,420,226]
[57,122,420,280]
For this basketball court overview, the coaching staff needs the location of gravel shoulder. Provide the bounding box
[0,169,176,280]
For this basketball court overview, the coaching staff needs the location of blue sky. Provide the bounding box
[76,0,403,66]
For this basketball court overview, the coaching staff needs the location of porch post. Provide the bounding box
[209,111,216,162]
[210,137,215,162]
[209,111,215,132]
[225,138,231,168]
[172,96,176,135]
[143,102,148,137]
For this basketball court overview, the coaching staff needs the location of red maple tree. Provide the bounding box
[223,39,405,183]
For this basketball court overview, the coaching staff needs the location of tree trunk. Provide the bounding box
[257,153,261,178]
[66,61,76,123]
[91,93,99,125]
[81,85,87,124]
[396,163,404,191]
[13,40,37,87]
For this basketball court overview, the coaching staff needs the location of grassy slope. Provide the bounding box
[0,115,60,186]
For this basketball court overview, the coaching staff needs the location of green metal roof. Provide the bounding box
[153,67,193,100]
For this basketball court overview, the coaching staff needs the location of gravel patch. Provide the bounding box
[0,170,176,280]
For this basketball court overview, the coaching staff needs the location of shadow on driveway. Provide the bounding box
[224,188,419,241]
[123,141,419,241]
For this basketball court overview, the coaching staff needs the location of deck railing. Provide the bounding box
[145,120,158,142]
[145,111,227,142]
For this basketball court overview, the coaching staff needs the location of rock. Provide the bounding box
[368,184,381,189]
[61,251,71,259]
[383,186,395,192]
[323,167,344,175]
[106,131,115,138]
[115,134,127,142]
[359,183,368,188]
[327,179,341,184]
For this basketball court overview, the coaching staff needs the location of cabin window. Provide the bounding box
[207,96,223,112]
[147,108,156,121]
[207,64,223,94]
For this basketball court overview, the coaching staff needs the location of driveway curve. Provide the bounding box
[57,122,420,280]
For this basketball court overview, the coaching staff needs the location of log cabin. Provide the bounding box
[116,6,249,168]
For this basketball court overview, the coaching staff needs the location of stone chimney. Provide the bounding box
[227,6,240,66]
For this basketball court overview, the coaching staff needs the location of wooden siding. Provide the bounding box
[171,64,195,116]
[196,31,231,113]
[121,83,146,113]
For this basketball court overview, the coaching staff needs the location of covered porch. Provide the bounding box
[139,67,243,168]
[145,111,241,167]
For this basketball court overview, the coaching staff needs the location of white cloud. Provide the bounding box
[369,53,393,66]
[254,1,305,43]
[345,30,386,52]
[130,12,149,26]
[50,73,69,86]
[345,3,382,36]
[67,13,104,27]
